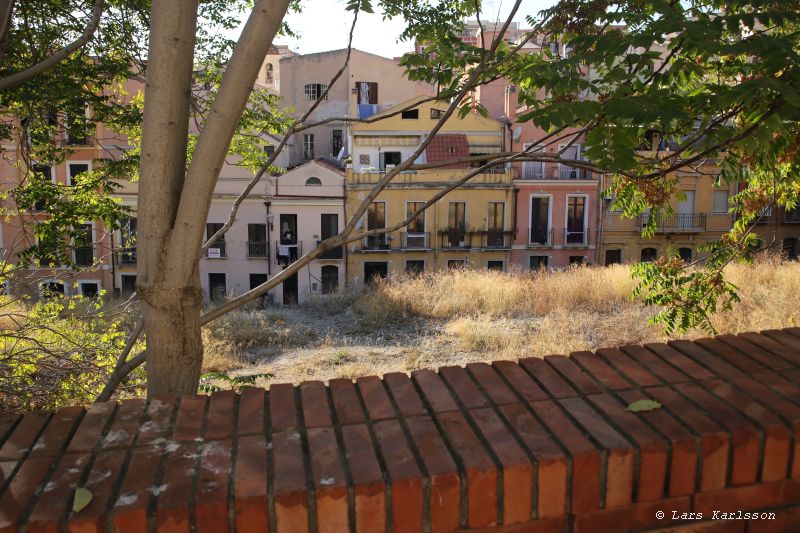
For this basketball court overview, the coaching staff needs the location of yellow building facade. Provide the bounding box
[345,98,514,283]
[599,169,738,265]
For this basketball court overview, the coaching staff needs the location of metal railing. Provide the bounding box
[361,235,390,251]
[785,210,800,223]
[205,240,226,258]
[638,213,707,232]
[563,229,588,246]
[529,228,553,247]
[276,241,301,264]
[482,230,511,249]
[247,241,268,258]
[559,166,587,179]
[401,232,430,249]
[440,228,471,249]
[317,240,343,259]
[116,247,137,265]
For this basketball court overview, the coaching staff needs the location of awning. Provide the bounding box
[354,135,420,147]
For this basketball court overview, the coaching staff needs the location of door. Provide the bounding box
[208,273,226,300]
[530,197,550,244]
[320,213,342,258]
[364,262,388,285]
[677,191,696,229]
[282,272,298,305]
[321,265,339,294]
[250,273,270,307]
[487,202,504,247]
[447,202,466,247]
[121,275,136,294]
[566,196,586,244]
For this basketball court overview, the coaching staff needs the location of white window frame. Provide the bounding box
[529,193,553,245]
[73,222,96,267]
[303,134,315,160]
[557,144,582,179]
[67,161,92,186]
[522,141,545,179]
[304,83,328,101]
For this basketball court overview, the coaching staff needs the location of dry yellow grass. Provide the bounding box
[205,258,800,385]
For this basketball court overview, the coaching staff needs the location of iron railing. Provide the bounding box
[563,229,588,246]
[276,242,301,264]
[401,232,430,249]
[205,240,226,258]
[440,228,471,249]
[361,235,390,251]
[529,228,553,247]
[247,241,268,258]
[482,230,512,249]
[317,240,343,259]
[116,247,137,265]
[638,213,707,232]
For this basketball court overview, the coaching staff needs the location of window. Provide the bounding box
[73,224,93,266]
[566,196,587,244]
[208,273,227,300]
[364,262,388,284]
[405,260,425,274]
[264,144,275,157]
[303,134,315,160]
[247,223,267,257]
[783,238,798,260]
[447,259,465,270]
[530,255,548,270]
[206,223,226,258]
[64,99,89,145]
[401,109,419,119]
[430,108,445,119]
[67,163,89,186]
[487,260,504,271]
[121,275,136,294]
[406,202,425,233]
[40,281,65,299]
[530,196,550,245]
[304,83,328,101]
[678,247,693,262]
[265,63,274,82]
[569,256,584,265]
[713,190,730,214]
[31,165,52,210]
[605,249,622,265]
[640,247,658,262]
[305,177,322,186]
[366,202,387,249]
[319,214,342,259]
[355,81,378,104]
[379,151,401,171]
[79,281,99,298]
[118,218,137,264]
[332,129,343,156]
[448,202,466,231]
[487,202,505,247]
[677,190,696,215]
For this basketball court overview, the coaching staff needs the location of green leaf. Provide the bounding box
[626,399,662,413]
[72,487,93,513]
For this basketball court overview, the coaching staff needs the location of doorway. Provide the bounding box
[283,272,298,305]
[364,262,388,285]
[321,265,339,294]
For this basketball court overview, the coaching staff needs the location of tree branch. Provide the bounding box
[0,0,105,91]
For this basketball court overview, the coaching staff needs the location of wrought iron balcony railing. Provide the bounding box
[401,232,431,250]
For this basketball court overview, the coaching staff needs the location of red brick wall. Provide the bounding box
[2,328,800,532]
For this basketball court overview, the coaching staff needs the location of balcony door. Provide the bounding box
[566,196,586,244]
[487,202,504,247]
[530,196,550,244]
[447,202,466,247]
[677,190,695,230]
[366,202,386,248]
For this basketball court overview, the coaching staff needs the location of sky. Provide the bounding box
[271,0,555,58]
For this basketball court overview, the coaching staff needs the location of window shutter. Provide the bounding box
[378,152,386,171]
[369,82,378,104]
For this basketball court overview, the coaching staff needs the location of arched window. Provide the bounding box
[265,63,273,82]
[678,247,693,262]
[640,247,658,262]
[305,177,322,186]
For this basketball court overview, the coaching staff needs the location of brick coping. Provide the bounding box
[2,328,800,532]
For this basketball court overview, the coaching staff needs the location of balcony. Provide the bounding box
[317,240,343,260]
[564,229,588,247]
[785,210,800,223]
[558,166,590,179]
[440,228,471,249]
[361,235,390,252]
[401,232,431,250]
[205,240,226,258]
[247,241,268,258]
[116,247,137,266]
[481,230,512,249]
[638,213,707,233]
[276,242,301,265]
[529,228,553,247]
[519,162,597,180]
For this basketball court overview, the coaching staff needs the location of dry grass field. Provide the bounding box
[201,257,800,387]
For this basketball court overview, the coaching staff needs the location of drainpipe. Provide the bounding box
[343,177,348,288]
[265,200,273,276]
[110,230,116,295]
[511,185,518,268]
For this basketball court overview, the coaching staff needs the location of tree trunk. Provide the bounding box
[142,265,204,395]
